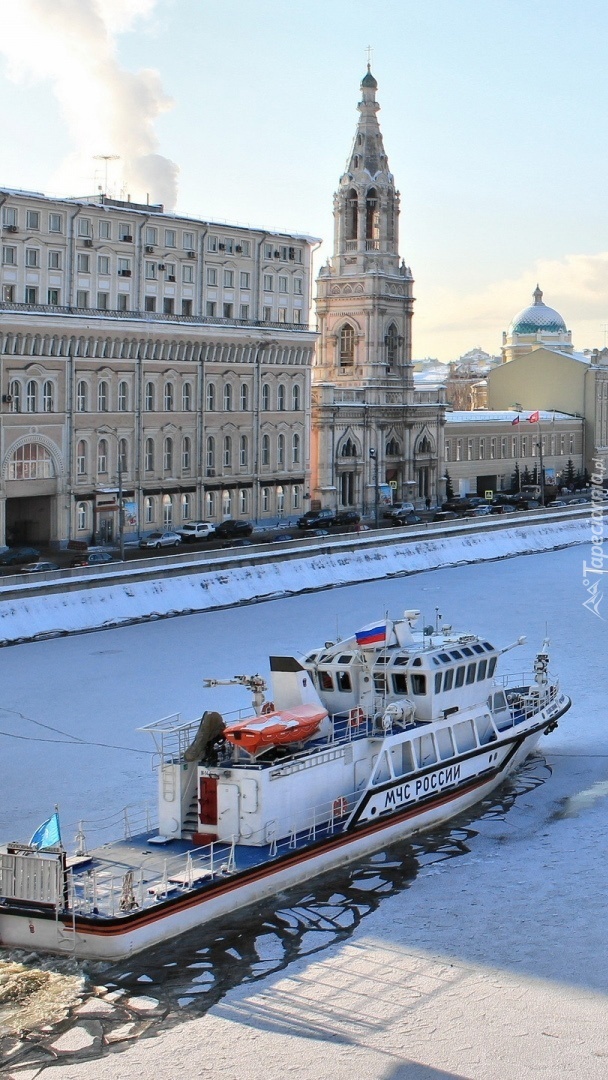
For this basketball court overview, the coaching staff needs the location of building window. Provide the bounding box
[9,380,21,412]
[182,299,192,316]
[206,301,216,317]
[263,274,274,291]
[77,381,88,411]
[278,275,288,293]
[456,440,462,461]
[118,381,128,411]
[467,438,473,461]
[339,324,355,367]
[223,435,232,469]
[205,490,216,518]
[76,290,88,308]
[182,382,192,411]
[164,382,174,411]
[182,264,194,283]
[48,250,62,270]
[239,303,249,320]
[277,485,285,512]
[145,261,157,279]
[26,380,37,412]
[207,267,217,286]
[182,436,191,472]
[240,271,250,288]
[223,383,232,411]
[240,435,248,467]
[145,496,155,523]
[223,303,233,318]
[262,383,270,411]
[98,380,109,412]
[165,229,176,247]
[145,226,157,246]
[206,436,215,472]
[261,434,270,466]
[118,222,132,241]
[97,291,109,310]
[479,438,486,459]
[501,436,507,458]
[163,494,173,528]
[239,488,248,515]
[77,440,87,476]
[181,493,192,520]
[25,286,39,304]
[42,381,53,412]
[292,433,300,464]
[262,486,270,512]
[294,277,303,294]
[118,438,128,476]
[48,288,60,305]
[293,484,301,509]
[77,502,88,530]
[118,257,130,275]
[223,269,234,288]
[277,433,285,466]
[98,438,108,474]
[145,438,154,471]
[240,383,249,411]
[206,383,216,411]
[263,306,272,321]
[183,232,195,251]
[2,245,16,265]
[277,384,286,411]
[207,235,217,252]
[98,255,110,274]
[77,252,90,273]
[569,433,575,453]
[8,442,54,480]
[145,296,156,312]
[490,438,496,460]
[278,308,287,323]
[164,437,173,473]
[145,382,155,411]
[25,248,39,268]
[49,212,62,233]
[78,218,92,237]
[292,384,301,410]
[99,220,111,239]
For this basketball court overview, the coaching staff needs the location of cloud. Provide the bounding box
[0,0,179,209]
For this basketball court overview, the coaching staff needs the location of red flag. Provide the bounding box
[511,415,520,425]
[528,410,540,423]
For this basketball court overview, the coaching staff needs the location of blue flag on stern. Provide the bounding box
[30,811,62,850]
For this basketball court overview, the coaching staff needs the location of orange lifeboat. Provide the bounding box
[225,704,327,755]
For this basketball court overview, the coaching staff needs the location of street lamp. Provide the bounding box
[369,447,379,529]
[99,427,124,561]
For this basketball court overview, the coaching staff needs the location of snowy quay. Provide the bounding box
[0,509,590,645]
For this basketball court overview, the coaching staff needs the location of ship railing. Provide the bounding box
[496,672,559,723]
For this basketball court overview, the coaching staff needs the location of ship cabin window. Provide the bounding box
[455,666,465,688]
[319,671,334,691]
[373,673,387,693]
[434,673,442,693]
[336,671,352,692]
[466,664,476,685]
[410,673,426,695]
[412,657,422,666]
[438,653,451,663]
[477,659,487,681]
[454,719,477,753]
[475,714,496,745]
[461,647,474,657]
[390,741,415,777]
[392,673,408,694]
[450,650,463,660]
[338,654,353,664]
[473,644,485,655]
[488,656,497,676]
[436,727,455,760]
[393,656,409,666]
[443,668,454,691]
[415,734,437,768]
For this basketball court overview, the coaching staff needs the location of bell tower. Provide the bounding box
[312,69,444,515]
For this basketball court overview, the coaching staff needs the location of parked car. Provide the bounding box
[466,497,490,508]
[69,551,116,567]
[176,522,216,543]
[384,502,415,521]
[464,506,492,517]
[432,510,459,523]
[442,499,473,514]
[20,561,60,573]
[389,506,419,523]
[213,519,254,539]
[139,531,182,549]
[549,500,568,507]
[303,528,330,538]
[490,504,515,515]
[0,546,41,566]
[393,513,422,527]
[223,537,254,548]
[297,509,335,529]
[333,510,361,527]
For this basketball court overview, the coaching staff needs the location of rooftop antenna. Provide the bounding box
[93,155,120,195]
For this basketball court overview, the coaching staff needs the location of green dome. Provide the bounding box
[508,286,567,336]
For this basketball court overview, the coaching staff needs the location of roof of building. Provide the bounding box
[361,65,378,89]
[507,285,567,336]
[447,410,577,423]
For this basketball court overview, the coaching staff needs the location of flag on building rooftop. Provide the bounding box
[529,410,540,423]
[30,811,61,850]
[511,415,520,425]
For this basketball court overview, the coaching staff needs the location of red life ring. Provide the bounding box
[332,797,348,818]
[261,700,275,715]
[349,707,365,726]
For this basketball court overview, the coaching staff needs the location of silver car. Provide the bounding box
[139,531,182,549]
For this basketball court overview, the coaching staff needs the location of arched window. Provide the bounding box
[76,439,87,476]
[182,436,191,472]
[339,325,355,367]
[262,486,270,512]
[418,436,432,454]
[240,383,249,411]
[145,438,154,472]
[277,485,285,512]
[345,187,358,241]
[261,383,270,411]
[365,187,379,240]
[118,381,128,411]
[239,488,248,514]
[223,435,232,469]
[223,383,232,411]
[97,438,108,474]
[386,323,399,367]
[261,434,270,466]
[162,493,173,528]
[386,437,401,456]
[222,489,231,517]
[76,381,88,412]
[144,495,155,524]
[145,382,155,411]
[206,436,215,473]
[292,432,300,464]
[77,501,88,531]
[182,382,192,411]
[8,442,54,480]
[42,381,53,412]
[164,382,174,411]
[341,438,357,457]
[292,484,301,509]
[9,380,21,412]
[163,437,173,473]
[118,438,128,476]
[206,382,216,411]
[277,384,286,411]
[277,433,285,466]
[292,383,301,411]
[98,380,109,412]
[26,380,37,413]
[181,493,192,520]
[205,490,216,519]
[240,434,248,467]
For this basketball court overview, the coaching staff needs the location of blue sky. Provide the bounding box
[1,0,608,360]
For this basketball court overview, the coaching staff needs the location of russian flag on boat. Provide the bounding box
[356,622,388,647]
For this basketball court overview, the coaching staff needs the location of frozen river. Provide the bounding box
[3,543,608,1078]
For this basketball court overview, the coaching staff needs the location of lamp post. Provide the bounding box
[100,427,124,561]
[369,447,379,529]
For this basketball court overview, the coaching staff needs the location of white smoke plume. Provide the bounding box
[0,0,179,209]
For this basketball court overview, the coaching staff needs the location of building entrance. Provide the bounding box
[6,496,52,546]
